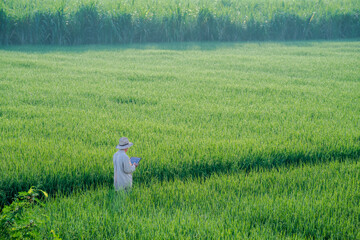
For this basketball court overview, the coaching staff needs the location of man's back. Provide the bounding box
[113,150,136,190]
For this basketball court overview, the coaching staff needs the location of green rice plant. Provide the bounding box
[0,41,359,208]
[27,159,360,239]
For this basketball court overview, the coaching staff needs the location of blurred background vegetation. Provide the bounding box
[0,0,359,45]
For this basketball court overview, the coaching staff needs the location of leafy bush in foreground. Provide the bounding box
[0,187,48,239]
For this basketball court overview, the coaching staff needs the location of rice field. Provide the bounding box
[26,159,360,239]
[1,41,360,238]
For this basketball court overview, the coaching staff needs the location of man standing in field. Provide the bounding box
[113,137,138,191]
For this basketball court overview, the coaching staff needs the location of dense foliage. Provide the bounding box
[0,0,359,44]
[0,187,48,239]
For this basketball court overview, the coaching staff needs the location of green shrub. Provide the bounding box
[0,187,48,239]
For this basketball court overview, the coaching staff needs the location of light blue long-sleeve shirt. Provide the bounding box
[113,150,136,190]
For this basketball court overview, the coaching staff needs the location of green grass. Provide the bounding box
[1,41,359,208]
[29,159,360,239]
[1,0,359,44]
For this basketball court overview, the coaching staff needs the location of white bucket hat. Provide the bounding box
[116,137,133,150]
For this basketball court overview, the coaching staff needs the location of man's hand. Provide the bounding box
[133,163,139,168]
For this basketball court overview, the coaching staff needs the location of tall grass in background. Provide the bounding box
[0,0,359,45]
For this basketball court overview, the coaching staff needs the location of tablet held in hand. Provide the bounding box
[130,157,141,165]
